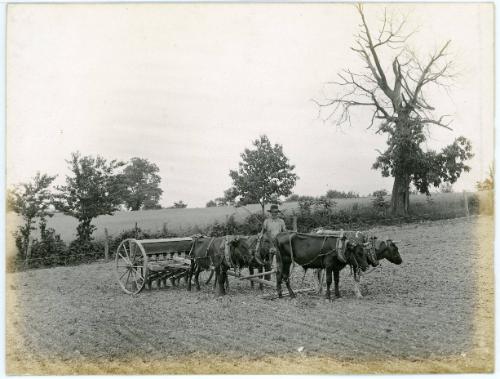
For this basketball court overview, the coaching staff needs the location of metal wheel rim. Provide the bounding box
[115,238,148,294]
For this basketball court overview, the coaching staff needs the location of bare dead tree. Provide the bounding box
[316,5,472,215]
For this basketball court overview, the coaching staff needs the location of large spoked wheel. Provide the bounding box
[115,238,148,294]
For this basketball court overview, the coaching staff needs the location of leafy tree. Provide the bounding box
[219,187,239,206]
[54,152,126,243]
[7,172,57,259]
[371,189,388,197]
[317,5,473,215]
[476,164,494,191]
[371,189,390,214]
[170,200,187,209]
[229,135,298,214]
[206,200,217,207]
[123,157,163,210]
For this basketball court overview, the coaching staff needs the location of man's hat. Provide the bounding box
[267,204,280,213]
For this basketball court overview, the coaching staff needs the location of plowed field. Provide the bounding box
[6,216,494,374]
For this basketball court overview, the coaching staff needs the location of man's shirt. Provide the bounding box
[262,217,287,241]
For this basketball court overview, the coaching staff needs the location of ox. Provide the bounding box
[245,234,273,289]
[315,236,402,295]
[187,236,256,295]
[275,232,370,300]
[208,234,270,291]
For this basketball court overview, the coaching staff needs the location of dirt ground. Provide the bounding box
[5,216,494,374]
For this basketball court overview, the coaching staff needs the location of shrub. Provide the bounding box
[372,190,390,215]
[12,220,68,269]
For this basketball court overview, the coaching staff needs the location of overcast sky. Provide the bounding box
[6,3,494,208]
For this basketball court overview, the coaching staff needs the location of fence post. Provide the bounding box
[292,216,298,232]
[104,228,109,260]
[135,222,139,238]
[463,190,470,219]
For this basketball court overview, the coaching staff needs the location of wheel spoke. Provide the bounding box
[131,269,143,289]
[118,252,132,266]
[131,267,144,282]
[122,243,129,258]
[124,270,132,290]
[119,269,129,280]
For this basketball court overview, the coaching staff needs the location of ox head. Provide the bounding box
[345,239,370,272]
[363,237,402,266]
[227,236,264,266]
[254,237,272,267]
[381,239,402,265]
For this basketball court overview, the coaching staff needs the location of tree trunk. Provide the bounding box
[391,174,410,216]
[77,218,94,243]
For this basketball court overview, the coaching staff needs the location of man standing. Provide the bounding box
[261,204,287,255]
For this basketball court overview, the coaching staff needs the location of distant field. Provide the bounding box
[6,191,487,249]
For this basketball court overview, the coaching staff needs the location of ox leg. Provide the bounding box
[216,266,226,296]
[258,266,264,291]
[316,269,324,294]
[353,272,363,299]
[264,261,272,281]
[194,266,202,291]
[187,262,195,291]
[249,266,255,289]
[205,269,214,285]
[276,270,283,298]
[213,269,219,290]
[334,270,341,298]
[325,268,333,300]
[276,253,284,298]
[283,261,295,298]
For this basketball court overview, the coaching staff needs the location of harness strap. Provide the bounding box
[298,236,338,267]
[336,233,346,256]
[188,237,198,258]
[205,237,216,258]
[203,237,216,266]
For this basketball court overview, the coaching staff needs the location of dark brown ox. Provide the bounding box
[316,236,402,295]
[275,232,370,300]
[187,236,255,295]
[209,234,270,291]
[245,235,272,289]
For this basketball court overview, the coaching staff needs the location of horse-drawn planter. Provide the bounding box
[114,235,280,295]
[114,231,402,298]
[114,237,193,294]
